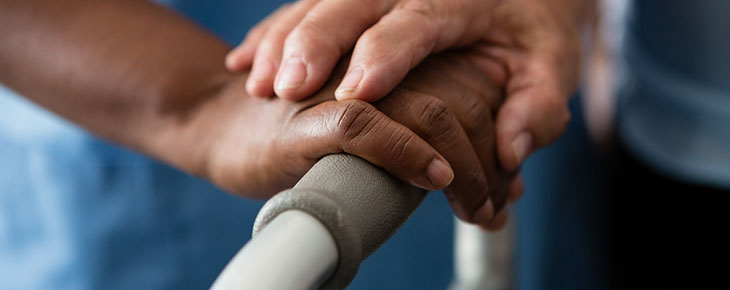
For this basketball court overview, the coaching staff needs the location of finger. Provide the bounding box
[293,99,454,191]
[506,173,524,202]
[480,207,509,232]
[495,57,575,171]
[377,91,493,224]
[336,0,487,102]
[246,0,317,98]
[225,4,292,72]
[401,54,513,212]
[273,0,395,101]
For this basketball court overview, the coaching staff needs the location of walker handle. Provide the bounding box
[253,154,427,289]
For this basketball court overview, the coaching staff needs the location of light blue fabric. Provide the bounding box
[618,0,730,188]
[0,82,263,289]
[0,1,457,289]
[0,85,454,290]
[0,1,274,289]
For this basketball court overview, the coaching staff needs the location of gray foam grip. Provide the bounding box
[252,154,427,289]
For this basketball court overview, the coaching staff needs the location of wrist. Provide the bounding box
[140,72,243,180]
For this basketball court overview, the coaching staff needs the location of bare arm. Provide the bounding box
[0,0,232,173]
[0,0,522,226]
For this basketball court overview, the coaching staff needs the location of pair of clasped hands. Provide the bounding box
[213,0,581,231]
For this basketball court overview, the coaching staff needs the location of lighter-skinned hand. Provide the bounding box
[202,53,521,229]
[226,0,583,181]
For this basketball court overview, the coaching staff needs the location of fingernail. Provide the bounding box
[251,59,275,82]
[276,57,306,90]
[511,132,533,164]
[472,199,494,224]
[426,158,454,188]
[335,66,363,100]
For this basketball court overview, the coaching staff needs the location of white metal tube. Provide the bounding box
[211,210,338,290]
[448,217,514,290]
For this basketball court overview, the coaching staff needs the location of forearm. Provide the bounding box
[0,0,236,174]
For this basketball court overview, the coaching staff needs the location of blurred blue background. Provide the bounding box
[0,1,613,289]
[170,1,615,288]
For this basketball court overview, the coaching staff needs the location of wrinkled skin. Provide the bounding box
[0,0,535,230]
[202,53,521,229]
[228,0,585,175]
[225,0,588,229]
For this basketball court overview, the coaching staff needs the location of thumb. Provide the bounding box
[495,56,576,171]
[335,0,492,102]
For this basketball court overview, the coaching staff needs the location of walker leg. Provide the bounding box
[449,216,514,290]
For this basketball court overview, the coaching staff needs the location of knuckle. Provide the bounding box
[335,100,379,143]
[462,100,494,139]
[259,30,287,50]
[267,19,298,40]
[358,28,388,52]
[293,17,324,37]
[355,34,398,67]
[287,20,341,55]
[357,22,419,65]
[385,129,416,164]
[416,97,457,140]
[254,40,277,60]
[395,0,440,43]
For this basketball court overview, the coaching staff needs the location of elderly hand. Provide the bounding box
[226,0,499,102]
[203,53,520,229]
[226,0,585,173]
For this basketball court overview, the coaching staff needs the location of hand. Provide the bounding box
[226,0,585,172]
[198,54,521,229]
[0,0,521,230]
[226,0,498,102]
